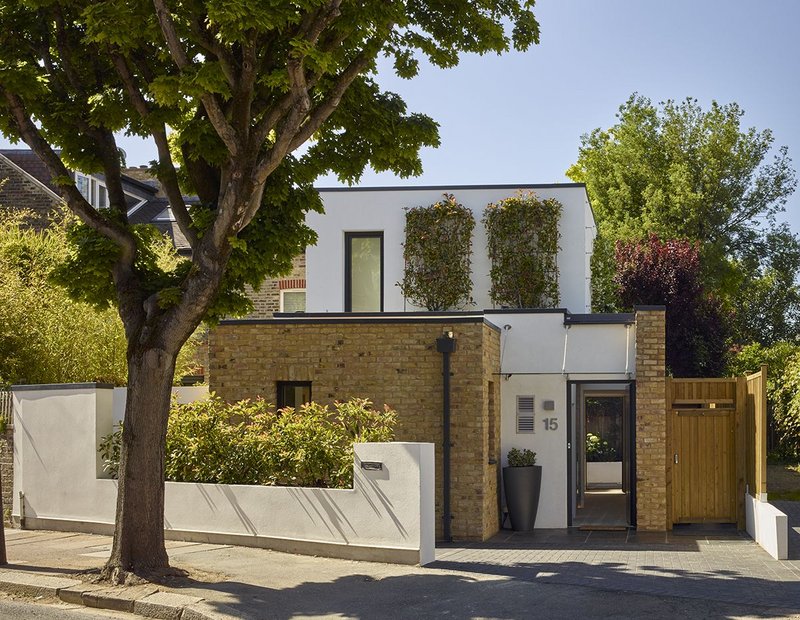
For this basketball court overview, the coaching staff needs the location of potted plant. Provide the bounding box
[503,448,542,531]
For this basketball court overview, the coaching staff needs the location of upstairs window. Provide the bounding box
[345,232,383,312]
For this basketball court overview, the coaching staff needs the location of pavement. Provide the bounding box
[0,519,799,619]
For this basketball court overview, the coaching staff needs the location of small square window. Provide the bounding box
[277,381,311,410]
[280,289,306,313]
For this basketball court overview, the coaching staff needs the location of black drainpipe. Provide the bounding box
[436,331,456,542]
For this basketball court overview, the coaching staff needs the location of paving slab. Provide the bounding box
[133,591,204,620]
[58,582,109,605]
[0,570,81,598]
[83,584,160,613]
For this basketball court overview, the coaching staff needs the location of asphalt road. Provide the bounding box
[0,596,136,619]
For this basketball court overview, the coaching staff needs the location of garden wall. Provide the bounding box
[12,384,435,565]
[210,314,502,541]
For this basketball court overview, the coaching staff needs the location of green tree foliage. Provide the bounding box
[567,94,798,338]
[0,211,197,386]
[483,192,561,308]
[399,194,474,311]
[730,342,800,459]
[101,397,397,488]
[0,1,541,578]
[615,235,729,377]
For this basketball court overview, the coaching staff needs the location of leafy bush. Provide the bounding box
[99,422,123,477]
[399,194,475,311]
[0,210,199,386]
[483,192,561,308]
[100,396,397,488]
[731,341,800,459]
[586,432,619,462]
[507,447,536,467]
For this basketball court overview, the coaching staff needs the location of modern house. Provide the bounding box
[209,184,670,540]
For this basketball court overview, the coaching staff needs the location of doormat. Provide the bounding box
[578,525,628,531]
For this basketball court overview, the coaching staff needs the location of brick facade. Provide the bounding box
[0,418,12,524]
[244,254,307,319]
[210,317,501,541]
[634,308,668,531]
[0,155,62,229]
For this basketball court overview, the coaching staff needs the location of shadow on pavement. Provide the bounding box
[164,563,800,620]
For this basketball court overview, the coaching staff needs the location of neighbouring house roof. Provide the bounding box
[0,149,193,251]
[0,149,62,194]
[0,151,63,228]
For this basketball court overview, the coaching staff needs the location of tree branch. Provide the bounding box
[152,0,240,156]
[110,51,198,247]
[0,88,138,265]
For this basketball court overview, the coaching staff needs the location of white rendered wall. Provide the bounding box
[490,312,633,528]
[486,312,634,375]
[13,385,435,565]
[307,185,595,314]
[112,385,209,425]
[745,493,788,560]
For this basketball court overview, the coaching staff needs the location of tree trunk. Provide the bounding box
[102,346,177,583]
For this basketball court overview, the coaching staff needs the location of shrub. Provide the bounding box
[100,396,397,488]
[483,191,561,308]
[507,447,536,467]
[0,210,199,386]
[399,194,475,311]
[586,432,619,462]
[731,341,800,459]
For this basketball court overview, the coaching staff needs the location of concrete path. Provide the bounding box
[1,524,800,619]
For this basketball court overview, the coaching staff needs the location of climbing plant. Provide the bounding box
[483,192,561,308]
[399,194,475,311]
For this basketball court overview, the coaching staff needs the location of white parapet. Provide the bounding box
[745,492,788,560]
[12,383,434,565]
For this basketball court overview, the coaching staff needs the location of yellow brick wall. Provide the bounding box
[210,318,502,541]
[634,308,668,531]
[244,254,306,319]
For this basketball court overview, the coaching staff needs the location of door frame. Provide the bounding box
[566,379,636,528]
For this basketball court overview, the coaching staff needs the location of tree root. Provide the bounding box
[99,563,188,586]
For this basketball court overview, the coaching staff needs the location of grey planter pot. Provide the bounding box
[503,465,542,531]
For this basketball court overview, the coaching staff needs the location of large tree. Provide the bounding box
[615,234,729,377]
[0,1,540,582]
[567,94,798,343]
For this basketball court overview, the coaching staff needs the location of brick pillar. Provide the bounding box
[634,306,667,531]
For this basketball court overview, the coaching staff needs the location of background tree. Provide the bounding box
[399,194,474,311]
[567,94,797,341]
[0,1,540,581]
[615,235,729,377]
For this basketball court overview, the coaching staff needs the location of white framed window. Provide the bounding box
[280,289,306,313]
[75,172,109,209]
[76,173,91,202]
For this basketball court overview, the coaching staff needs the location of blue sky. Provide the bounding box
[3,1,799,230]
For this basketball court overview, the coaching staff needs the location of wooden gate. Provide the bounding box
[669,378,744,525]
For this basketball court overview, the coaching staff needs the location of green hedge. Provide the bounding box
[100,396,397,488]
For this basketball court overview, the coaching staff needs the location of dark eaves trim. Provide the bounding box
[564,313,635,325]
[221,312,501,331]
[633,305,667,312]
[12,382,115,391]
[484,308,568,315]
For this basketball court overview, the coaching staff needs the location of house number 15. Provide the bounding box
[543,418,558,431]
